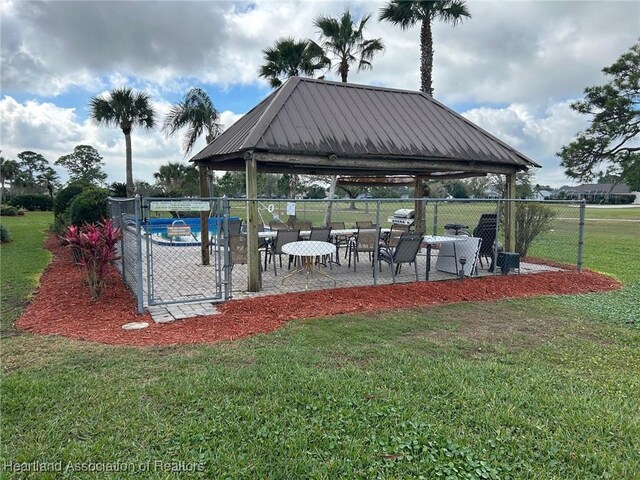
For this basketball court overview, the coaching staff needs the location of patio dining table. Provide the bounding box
[280,241,337,290]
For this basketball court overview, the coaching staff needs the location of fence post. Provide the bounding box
[222,197,231,300]
[577,200,586,272]
[432,201,439,235]
[373,200,380,286]
[134,195,144,313]
[493,199,500,276]
[120,212,127,286]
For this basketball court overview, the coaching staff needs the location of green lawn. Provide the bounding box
[1,209,639,479]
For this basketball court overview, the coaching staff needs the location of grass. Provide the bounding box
[0,212,52,335]
[1,208,639,479]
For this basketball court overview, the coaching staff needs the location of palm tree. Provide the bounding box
[153,162,189,193]
[163,88,222,156]
[0,156,19,204]
[380,0,471,96]
[314,11,385,83]
[259,37,330,88]
[37,167,61,199]
[314,10,385,224]
[89,87,156,197]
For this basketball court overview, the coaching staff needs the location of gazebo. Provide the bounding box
[191,77,539,291]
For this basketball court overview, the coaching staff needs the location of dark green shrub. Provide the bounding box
[0,224,11,243]
[8,194,53,211]
[54,182,91,216]
[69,188,109,226]
[0,205,18,216]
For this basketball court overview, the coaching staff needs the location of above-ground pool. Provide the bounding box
[144,217,240,246]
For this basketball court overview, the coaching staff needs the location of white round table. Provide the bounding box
[281,241,337,289]
[422,235,468,281]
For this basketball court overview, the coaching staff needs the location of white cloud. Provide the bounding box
[0,96,245,185]
[462,100,589,185]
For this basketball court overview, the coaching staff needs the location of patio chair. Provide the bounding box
[472,213,498,267]
[267,229,300,276]
[356,220,374,229]
[329,221,349,264]
[227,219,243,236]
[291,220,312,232]
[308,227,332,268]
[348,226,381,272]
[269,221,290,231]
[378,231,423,283]
[386,223,411,250]
[229,234,247,266]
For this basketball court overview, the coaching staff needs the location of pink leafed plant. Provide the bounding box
[64,219,122,299]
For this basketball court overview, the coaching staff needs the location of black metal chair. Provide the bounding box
[472,213,498,267]
[378,231,423,283]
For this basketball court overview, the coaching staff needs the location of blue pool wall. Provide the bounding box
[146,216,240,232]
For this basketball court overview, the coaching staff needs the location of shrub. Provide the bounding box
[64,219,122,299]
[0,224,11,243]
[0,205,18,216]
[54,182,91,216]
[16,208,26,216]
[69,188,109,226]
[8,194,53,211]
[515,202,556,256]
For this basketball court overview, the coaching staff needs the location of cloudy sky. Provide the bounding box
[1,0,638,188]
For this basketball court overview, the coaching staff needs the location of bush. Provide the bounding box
[0,224,11,243]
[0,205,18,216]
[69,188,109,226]
[54,182,91,216]
[515,203,556,257]
[9,194,53,211]
[16,208,26,216]
[64,220,122,298]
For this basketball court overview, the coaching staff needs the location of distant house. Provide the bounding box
[555,182,638,203]
[533,189,554,200]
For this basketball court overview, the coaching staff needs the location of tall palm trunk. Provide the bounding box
[123,126,134,197]
[323,62,351,225]
[420,18,434,96]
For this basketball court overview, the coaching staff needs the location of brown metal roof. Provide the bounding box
[191,77,539,173]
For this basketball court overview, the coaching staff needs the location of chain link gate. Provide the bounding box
[142,197,227,307]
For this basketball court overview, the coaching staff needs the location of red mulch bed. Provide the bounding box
[17,235,622,347]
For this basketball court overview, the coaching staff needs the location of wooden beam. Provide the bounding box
[504,173,516,252]
[414,175,428,234]
[199,166,210,266]
[337,172,488,187]
[245,153,261,292]
[250,152,521,175]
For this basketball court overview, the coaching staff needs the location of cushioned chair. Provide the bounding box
[378,231,423,283]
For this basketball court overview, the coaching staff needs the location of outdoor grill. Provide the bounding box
[388,208,415,226]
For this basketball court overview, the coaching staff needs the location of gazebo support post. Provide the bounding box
[199,165,210,266]
[504,173,516,252]
[245,152,261,292]
[414,175,427,233]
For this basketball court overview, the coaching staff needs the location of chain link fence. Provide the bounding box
[225,197,584,298]
[110,196,585,309]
